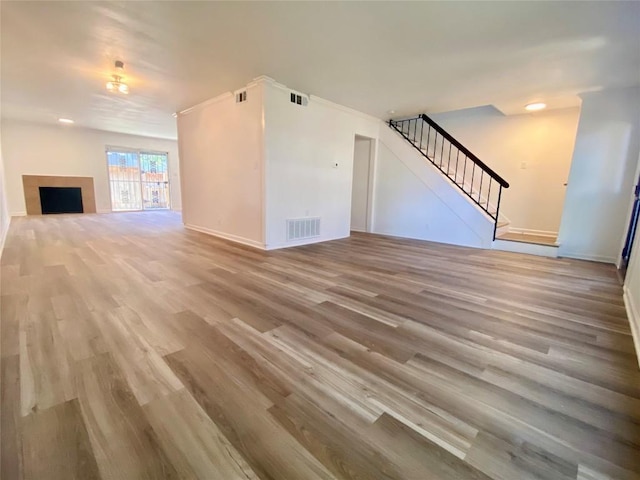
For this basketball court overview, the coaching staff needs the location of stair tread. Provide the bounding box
[496,232,558,246]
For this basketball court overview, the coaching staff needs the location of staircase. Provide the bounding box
[389,114,509,239]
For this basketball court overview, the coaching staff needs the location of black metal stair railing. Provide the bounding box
[389,114,509,239]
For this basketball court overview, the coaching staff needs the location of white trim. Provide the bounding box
[492,239,559,258]
[351,134,376,234]
[265,234,349,251]
[506,227,558,238]
[250,75,280,88]
[559,251,617,264]
[366,230,483,249]
[310,95,381,123]
[179,92,234,116]
[181,79,268,117]
[184,223,266,250]
[0,217,11,257]
[256,75,379,123]
[623,285,640,369]
[10,211,26,217]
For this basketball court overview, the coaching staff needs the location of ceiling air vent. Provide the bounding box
[287,217,320,241]
[236,91,247,103]
[290,92,308,106]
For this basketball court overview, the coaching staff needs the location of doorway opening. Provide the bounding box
[106,148,171,211]
[350,135,375,232]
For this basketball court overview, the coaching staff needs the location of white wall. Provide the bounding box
[177,81,265,248]
[263,80,380,249]
[350,137,372,232]
[178,76,500,251]
[623,151,640,365]
[431,106,580,236]
[624,213,640,365]
[558,86,640,263]
[1,120,181,215]
[372,126,495,248]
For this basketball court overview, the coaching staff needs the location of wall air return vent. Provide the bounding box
[290,92,308,106]
[286,217,320,241]
[235,90,247,103]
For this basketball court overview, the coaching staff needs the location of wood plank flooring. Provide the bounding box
[1,211,639,480]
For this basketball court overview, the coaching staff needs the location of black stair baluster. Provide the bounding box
[389,114,509,240]
[462,154,468,192]
[471,163,476,196]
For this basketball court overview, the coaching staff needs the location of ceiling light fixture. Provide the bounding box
[58,118,74,124]
[106,60,129,94]
[525,102,546,111]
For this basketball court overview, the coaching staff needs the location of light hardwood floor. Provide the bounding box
[1,211,639,480]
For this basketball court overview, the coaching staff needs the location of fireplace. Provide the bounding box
[39,187,84,214]
[22,175,96,215]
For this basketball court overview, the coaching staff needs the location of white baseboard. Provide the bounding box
[507,227,558,238]
[97,209,112,214]
[10,211,26,217]
[0,218,11,259]
[559,251,617,264]
[265,234,350,251]
[492,239,559,257]
[623,285,640,369]
[184,223,266,250]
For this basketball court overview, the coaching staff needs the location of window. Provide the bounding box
[106,148,170,211]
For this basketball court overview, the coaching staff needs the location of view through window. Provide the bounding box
[107,148,170,211]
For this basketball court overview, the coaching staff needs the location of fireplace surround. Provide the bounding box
[22,175,96,215]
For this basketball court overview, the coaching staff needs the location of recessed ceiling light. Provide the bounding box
[388,110,396,114]
[58,118,74,124]
[525,102,546,111]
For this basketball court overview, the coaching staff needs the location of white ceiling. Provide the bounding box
[2,1,639,140]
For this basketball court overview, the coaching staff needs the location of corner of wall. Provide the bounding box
[623,285,640,369]
[184,223,266,250]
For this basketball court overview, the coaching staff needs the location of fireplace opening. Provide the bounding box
[39,187,84,214]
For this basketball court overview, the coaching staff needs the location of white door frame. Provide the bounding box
[351,134,377,233]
